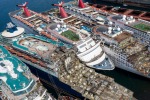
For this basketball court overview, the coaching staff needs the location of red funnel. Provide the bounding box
[17,2,31,17]
[78,0,85,8]
[53,2,68,18]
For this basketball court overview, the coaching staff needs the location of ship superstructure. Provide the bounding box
[63,1,107,25]
[88,3,150,21]
[76,37,114,70]
[0,22,134,99]
[92,21,150,78]
[0,45,55,100]
[107,14,150,46]
[9,2,57,41]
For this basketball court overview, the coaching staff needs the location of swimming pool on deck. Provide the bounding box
[0,46,35,96]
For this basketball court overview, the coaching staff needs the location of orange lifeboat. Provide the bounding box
[40,31,57,41]
[14,15,34,28]
[39,61,46,67]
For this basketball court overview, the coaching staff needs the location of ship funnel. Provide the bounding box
[78,0,85,8]
[17,2,31,17]
[52,1,68,18]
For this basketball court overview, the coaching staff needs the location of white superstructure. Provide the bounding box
[93,23,150,78]
[76,37,115,70]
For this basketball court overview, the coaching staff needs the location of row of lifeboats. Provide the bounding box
[4,46,46,67]
[30,10,50,22]
[89,4,150,21]
[40,31,57,41]
[13,15,34,27]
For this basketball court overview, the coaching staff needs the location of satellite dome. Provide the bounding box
[108,30,112,34]
[63,24,66,28]
[130,16,133,19]
[108,27,112,30]
[123,15,126,20]
[109,21,113,25]
[55,28,59,31]
[57,24,61,28]
[117,27,121,31]
[126,22,129,24]
[123,15,126,18]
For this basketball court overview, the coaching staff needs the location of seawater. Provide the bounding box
[0,0,150,100]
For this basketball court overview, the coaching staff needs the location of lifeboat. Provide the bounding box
[40,31,57,41]
[39,61,46,67]
[14,15,34,27]
[89,4,150,21]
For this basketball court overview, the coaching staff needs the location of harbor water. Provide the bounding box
[0,0,150,100]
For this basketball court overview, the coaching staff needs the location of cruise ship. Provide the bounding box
[0,22,134,99]
[9,1,114,70]
[0,45,55,100]
[92,14,150,78]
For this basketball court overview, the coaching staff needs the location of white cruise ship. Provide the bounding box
[92,16,150,78]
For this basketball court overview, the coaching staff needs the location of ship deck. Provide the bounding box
[113,32,132,43]
[19,37,56,60]
[129,21,150,33]
[18,36,59,59]
[13,34,71,59]
[0,46,34,95]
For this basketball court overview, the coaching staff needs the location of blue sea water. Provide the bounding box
[0,0,150,100]
[0,0,72,32]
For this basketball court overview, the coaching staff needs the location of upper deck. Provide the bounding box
[9,9,50,29]
[12,34,71,61]
[113,31,132,43]
[129,21,150,33]
[0,45,34,95]
[109,14,150,33]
